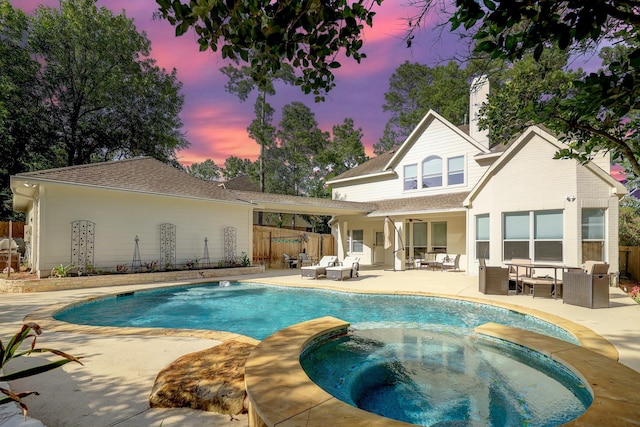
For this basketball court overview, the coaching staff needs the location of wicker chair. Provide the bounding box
[563,261,610,308]
[478,259,509,295]
[300,256,338,279]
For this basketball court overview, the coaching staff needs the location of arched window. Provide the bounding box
[422,156,442,188]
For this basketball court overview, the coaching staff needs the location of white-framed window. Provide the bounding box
[582,208,605,262]
[422,156,442,188]
[503,212,531,260]
[431,221,447,252]
[534,210,563,262]
[503,210,564,262]
[404,164,417,190]
[475,214,489,260]
[447,155,464,185]
[348,229,364,253]
[413,222,427,257]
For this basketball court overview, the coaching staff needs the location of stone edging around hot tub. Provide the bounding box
[244,316,640,427]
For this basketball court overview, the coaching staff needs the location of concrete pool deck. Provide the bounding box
[1,266,640,426]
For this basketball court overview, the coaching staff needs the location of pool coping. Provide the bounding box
[23,280,618,361]
[245,317,640,427]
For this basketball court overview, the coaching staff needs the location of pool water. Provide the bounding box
[301,328,592,426]
[55,281,578,343]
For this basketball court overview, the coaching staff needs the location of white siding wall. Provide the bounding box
[37,184,253,275]
[333,119,489,203]
[466,133,620,275]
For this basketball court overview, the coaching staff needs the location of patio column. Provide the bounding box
[336,221,348,260]
[394,219,405,271]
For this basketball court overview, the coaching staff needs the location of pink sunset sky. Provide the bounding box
[15,1,466,167]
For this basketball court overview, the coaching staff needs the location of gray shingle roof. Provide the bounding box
[219,175,260,192]
[329,151,396,182]
[367,192,470,216]
[15,157,469,216]
[16,157,242,202]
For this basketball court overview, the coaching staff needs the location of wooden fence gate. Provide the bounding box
[253,225,334,268]
[620,246,640,281]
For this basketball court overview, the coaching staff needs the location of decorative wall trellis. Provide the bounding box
[159,223,176,268]
[132,235,142,272]
[71,220,95,273]
[202,237,211,268]
[224,227,237,264]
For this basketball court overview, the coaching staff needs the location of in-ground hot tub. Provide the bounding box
[301,328,592,426]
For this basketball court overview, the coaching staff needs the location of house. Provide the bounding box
[10,78,626,278]
[10,158,371,277]
[327,77,626,275]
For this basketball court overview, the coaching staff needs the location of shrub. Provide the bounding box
[630,286,640,304]
[50,264,75,278]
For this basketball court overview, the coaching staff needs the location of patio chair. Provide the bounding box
[421,252,447,270]
[298,252,313,268]
[283,253,297,269]
[300,255,338,279]
[563,261,610,308]
[478,258,509,295]
[326,256,360,281]
[441,254,461,272]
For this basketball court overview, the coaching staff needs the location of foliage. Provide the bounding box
[155,0,383,101]
[1,323,83,416]
[477,49,582,145]
[184,258,200,269]
[221,56,296,191]
[376,61,471,154]
[321,118,368,178]
[115,264,129,273]
[186,159,221,181]
[50,264,75,278]
[0,1,53,220]
[222,156,259,181]
[619,205,640,247]
[25,0,187,167]
[630,286,640,304]
[266,102,330,196]
[143,260,158,272]
[238,252,251,267]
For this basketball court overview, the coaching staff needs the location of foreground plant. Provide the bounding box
[0,323,83,417]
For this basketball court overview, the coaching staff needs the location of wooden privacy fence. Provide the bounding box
[253,225,334,268]
[619,246,640,281]
[0,222,24,238]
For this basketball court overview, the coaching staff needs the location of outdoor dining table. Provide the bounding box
[504,263,580,299]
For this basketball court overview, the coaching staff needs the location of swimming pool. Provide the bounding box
[54,281,578,343]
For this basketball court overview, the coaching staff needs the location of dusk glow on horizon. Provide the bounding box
[15,1,474,167]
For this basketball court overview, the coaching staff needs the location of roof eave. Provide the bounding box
[327,170,396,186]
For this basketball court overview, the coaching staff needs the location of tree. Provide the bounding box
[322,118,368,179]
[186,159,221,181]
[222,156,259,181]
[0,1,54,220]
[29,0,188,166]
[409,0,640,176]
[266,102,329,196]
[221,58,296,191]
[477,49,583,146]
[155,0,382,101]
[375,61,470,154]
